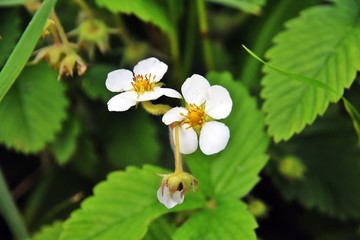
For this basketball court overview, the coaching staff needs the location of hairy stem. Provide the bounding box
[174,125,183,173]
[50,11,71,53]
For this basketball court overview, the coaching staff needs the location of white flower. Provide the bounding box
[157,185,184,209]
[162,74,232,155]
[106,57,182,111]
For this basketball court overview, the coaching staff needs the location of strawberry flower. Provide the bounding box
[106,57,182,111]
[162,74,232,155]
[157,185,184,209]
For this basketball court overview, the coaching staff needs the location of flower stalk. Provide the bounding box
[174,125,183,173]
[196,0,214,70]
[50,11,71,54]
[74,0,94,19]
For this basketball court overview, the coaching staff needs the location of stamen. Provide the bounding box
[181,103,206,129]
[131,74,155,94]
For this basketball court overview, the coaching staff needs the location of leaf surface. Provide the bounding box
[60,165,205,240]
[102,110,161,168]
[33,221,63,240]
[95,0,173,35]
[50,117,81,165]
[206,0,265,14]
[261,0,360,141]
[173,198,257,240]
[0,63,68,153]
[269,105,360,219]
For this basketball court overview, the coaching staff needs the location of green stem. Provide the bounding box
[0,166,29,240]
[51,11,72,54]
[167,0,182,87]
[174,125,183,173]
[196,0,214,71]
[183,0,197,77]
[74,0,94,19]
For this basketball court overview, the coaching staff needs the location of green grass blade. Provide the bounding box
[242,45,337,94]
[0,0,56,102]
[0,0,30,6]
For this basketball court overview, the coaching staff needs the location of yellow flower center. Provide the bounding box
[132,74,156,94]
[181,103,206,129]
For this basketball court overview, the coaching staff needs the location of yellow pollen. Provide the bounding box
[131,73,156,94]
[181,103,206,129]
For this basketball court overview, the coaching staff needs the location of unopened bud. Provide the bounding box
[248,198,268,219]
[278,155,306,180]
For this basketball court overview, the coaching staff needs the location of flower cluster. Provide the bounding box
[106,57,232,208]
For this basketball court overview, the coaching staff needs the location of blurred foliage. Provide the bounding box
[0,0,359,239]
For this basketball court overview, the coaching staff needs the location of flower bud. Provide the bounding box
[74,19,117,59]
[248,198,268,219]
[278,155,306,181]
[157,172,198,209]
[42,19,55,38]
[58,53,87,80]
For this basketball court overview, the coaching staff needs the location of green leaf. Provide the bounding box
[81,64,113,102]
[60,165,205,240]
[0,0,56,102]
[32,221,63,240]
[243,45,337,93]
[103,110,161,168]
[269,105,360,219]
[95,0,174,35]
[240,0,323,89]
[0,9,21,66]
[206,0,265,15]
[186,72,269,198]
[50,117,81,165]
[143,216,176,240]
[70,136,99,178]
[342,97,360,144]
[261,0,360,142]
[173,198,257,240]
[0,63,68,153]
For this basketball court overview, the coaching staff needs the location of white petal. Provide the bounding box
[162,107,187,125]
[107,91,137,112]
[133,57,168,82]
[199,121,230,155]
[157,186,170,204]
[157,186,181,209]
[164,197,179,209]
[205,85,233,119]
[176,124,198,154]
[105,69,134,92]
[136,90,162,102]
[181,74,210,105]
[157,187,167,204]
[136,87,182,102]
[172,191,184,204]
[156,88,182,99]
